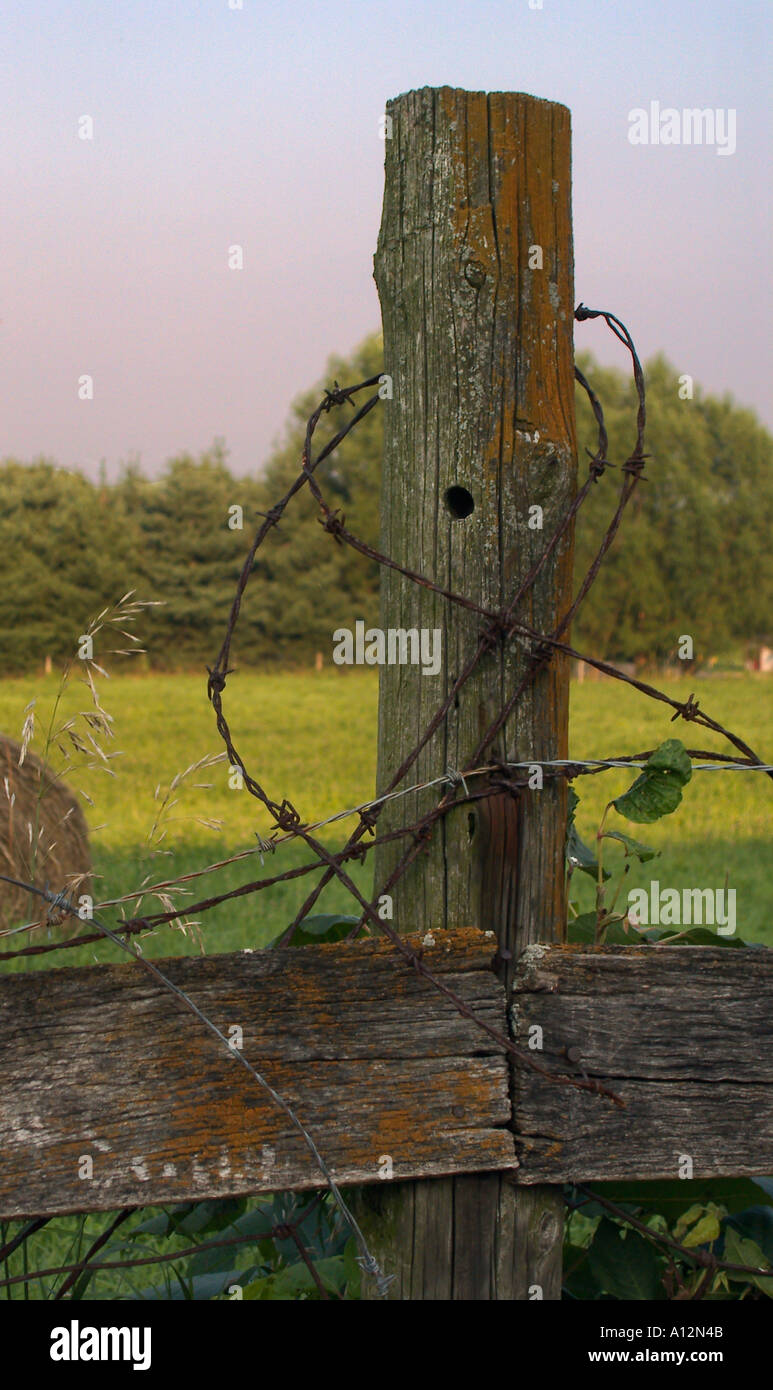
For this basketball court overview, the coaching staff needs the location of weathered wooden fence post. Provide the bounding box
[355,87,577,1299]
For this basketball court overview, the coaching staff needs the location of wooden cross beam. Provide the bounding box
[513,941,773,1183]
[0,927,514,1220]
[2,930,771,1222]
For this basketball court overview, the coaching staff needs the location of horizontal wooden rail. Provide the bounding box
[3,934,772,1220]
[0,927,514,1220]
[513,942,773,1183]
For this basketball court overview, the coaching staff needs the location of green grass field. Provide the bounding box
[0,667,770,1299]
[0,666,770,970]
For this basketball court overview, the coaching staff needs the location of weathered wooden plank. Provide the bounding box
[512,943,773,1182]
[0,927,516,1219]
[355,84,576,1300]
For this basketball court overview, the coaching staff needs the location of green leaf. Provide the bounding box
[674,1203,710,1241]
[722,1228,773,1296]
[566,787,610,880]
[587,1218,664,1300]
[646,739,693,782]
[681,1212,722,1249]
[566,825,610,879]
[242,1255,346,1301]
[123,1212,176,1238]
[567,911,639,945]
[130,1265,246,1301]
[602,830,660,862]
[562,1246,602,1301]
[267,914,362,949]
[342,1235,362,1299]
[726,1207,773,1265]
[613,739,692,823]
[173,1198,246,1236]
[186,1242,255,1278]
[226,1201,278,1238]
[651,925,745,948]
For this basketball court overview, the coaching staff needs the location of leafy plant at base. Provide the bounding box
[566,739,740,946]
[613,739,693,823]
[564,1180,773,1301]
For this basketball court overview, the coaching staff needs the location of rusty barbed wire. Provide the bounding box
[203,304,770,1075]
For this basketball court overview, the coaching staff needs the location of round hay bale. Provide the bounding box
[0,736,92,940]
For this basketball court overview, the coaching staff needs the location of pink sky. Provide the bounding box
[1,0,770,479]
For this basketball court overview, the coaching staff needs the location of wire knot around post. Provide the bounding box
[529,638,554,670]
[443,765,470,798]
[45,886,75,929]
[574,302,602,322]
[489,757,526,800]
[358,806,379,835]
[356,1253,396,1299]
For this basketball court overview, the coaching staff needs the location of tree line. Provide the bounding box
[1,333,771,674]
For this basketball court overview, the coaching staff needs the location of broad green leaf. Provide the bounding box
[651,925,745,948]
[602,830,660,862]
[173,1198,245,1235]
[242,1255,346,1300]
[722,1228,773,1297]
[124,1212,176,1238]
[566,787,610,880]
[674,1203,709,1241]
[562,1246,602,1301]
[587,1218,664,1300]
[681,1213,722,1248]
[646,739,693,782]
[566,824,610,879]
[613,739,692,823]
[186,1242,260,1278]
[267,914,362,949]
[130,1266,246,1301]
[726,1207,773,1265]
[568,911,638,945]
[342,1236,362,1299]
[227,1201,278,1238]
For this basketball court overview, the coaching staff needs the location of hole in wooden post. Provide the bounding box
[467,812,476,842]
[444,485,474,519]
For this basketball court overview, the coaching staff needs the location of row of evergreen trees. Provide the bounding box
[1,334,771,673]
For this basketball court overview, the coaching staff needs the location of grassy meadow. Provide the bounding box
[0,665,770,971]
[0,665,770,1299]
